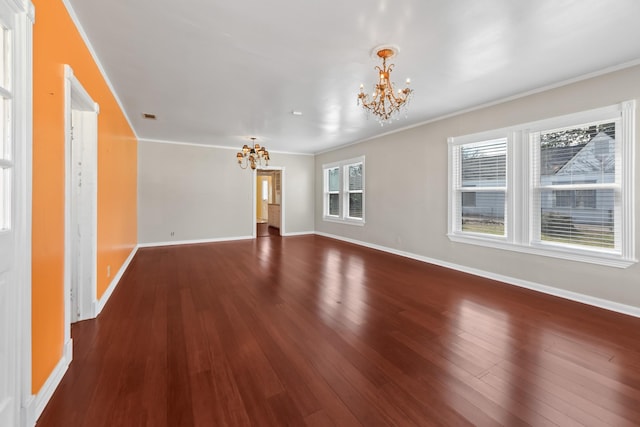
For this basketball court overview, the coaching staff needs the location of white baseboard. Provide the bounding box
[24,339,73,427]
[315,232,640,319]
[137,235,253,248]
[93,246,139,317]
[281,231,315,237]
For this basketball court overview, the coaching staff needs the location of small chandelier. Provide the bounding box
[236,137,270,170]
[357,46,413,125]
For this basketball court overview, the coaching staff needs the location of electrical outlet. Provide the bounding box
[171,231,175,237]
[107,265,111,277]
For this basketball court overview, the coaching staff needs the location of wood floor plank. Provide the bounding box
[36,235,640,426]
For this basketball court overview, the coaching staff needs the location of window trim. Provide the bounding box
[448,101,636,268]
[323,156,365,225]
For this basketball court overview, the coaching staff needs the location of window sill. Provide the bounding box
[323,216,365,226]
[447,233,637,268]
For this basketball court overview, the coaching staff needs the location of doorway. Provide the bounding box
[64,65,99,337]
[255,168,283,237]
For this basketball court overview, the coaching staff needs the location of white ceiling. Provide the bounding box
[65,0,640,154]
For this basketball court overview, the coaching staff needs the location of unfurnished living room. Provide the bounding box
[3,0,640,426]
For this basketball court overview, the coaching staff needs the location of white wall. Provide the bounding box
[315,64,640,312]
[138,141,314,244]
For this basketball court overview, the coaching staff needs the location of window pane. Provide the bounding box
[0,26,6,90]
[328,194,339,216]
[348,163,362,191]
[540,189,614,248]
[461,139,506,187]
[328,168,339,191]
[540,122,615,185]
[0,97,5,159]
[461,191,504,235]
[0,168,6,230]
[348,193,362,218]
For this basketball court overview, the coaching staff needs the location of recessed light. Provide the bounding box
[292,111,303,116]
[142,113,157,120]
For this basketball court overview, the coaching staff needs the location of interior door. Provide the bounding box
[70,111,82,321]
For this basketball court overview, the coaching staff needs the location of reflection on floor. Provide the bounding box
[257,222,279,237]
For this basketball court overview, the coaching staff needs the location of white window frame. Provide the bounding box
[448,101,636,268]
[323,156,365,225]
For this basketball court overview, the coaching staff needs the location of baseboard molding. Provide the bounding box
[24,339,72,427]
[137,235,253,248]
[281,231,315,237]
[315,232,640,319]
[93,246,139,317]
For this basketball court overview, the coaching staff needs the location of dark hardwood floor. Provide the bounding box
[37,235,640,426]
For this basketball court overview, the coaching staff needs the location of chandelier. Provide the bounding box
[357,46,413,124]
[236,137,270,170]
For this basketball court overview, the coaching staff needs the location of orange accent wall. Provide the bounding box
[32,0,137,393]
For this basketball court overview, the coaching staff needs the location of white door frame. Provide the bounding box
[253,166,285,237]
[64,65,99,333]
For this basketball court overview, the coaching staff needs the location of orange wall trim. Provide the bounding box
[32,0,137,394]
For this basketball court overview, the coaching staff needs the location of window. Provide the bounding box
[533,121,617,250]
[261,178,268,201]
[0,21,11,232]
[323,156,365,224]
[448,101,635,268]
[452,138,507,237]
[347,163,363,219]
[326,166,340,217]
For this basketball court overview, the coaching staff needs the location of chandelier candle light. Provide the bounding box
[358,46,413,124]
[236,137,270,170]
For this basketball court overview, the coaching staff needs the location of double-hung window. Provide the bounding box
[448,101,635,268]
[532,121,617,250]
[451,137,507,237]
[323,156,365,224]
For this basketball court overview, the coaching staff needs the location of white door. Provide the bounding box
[0,10,17,426]
[69,109,97,322]
[70,112,82,321]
